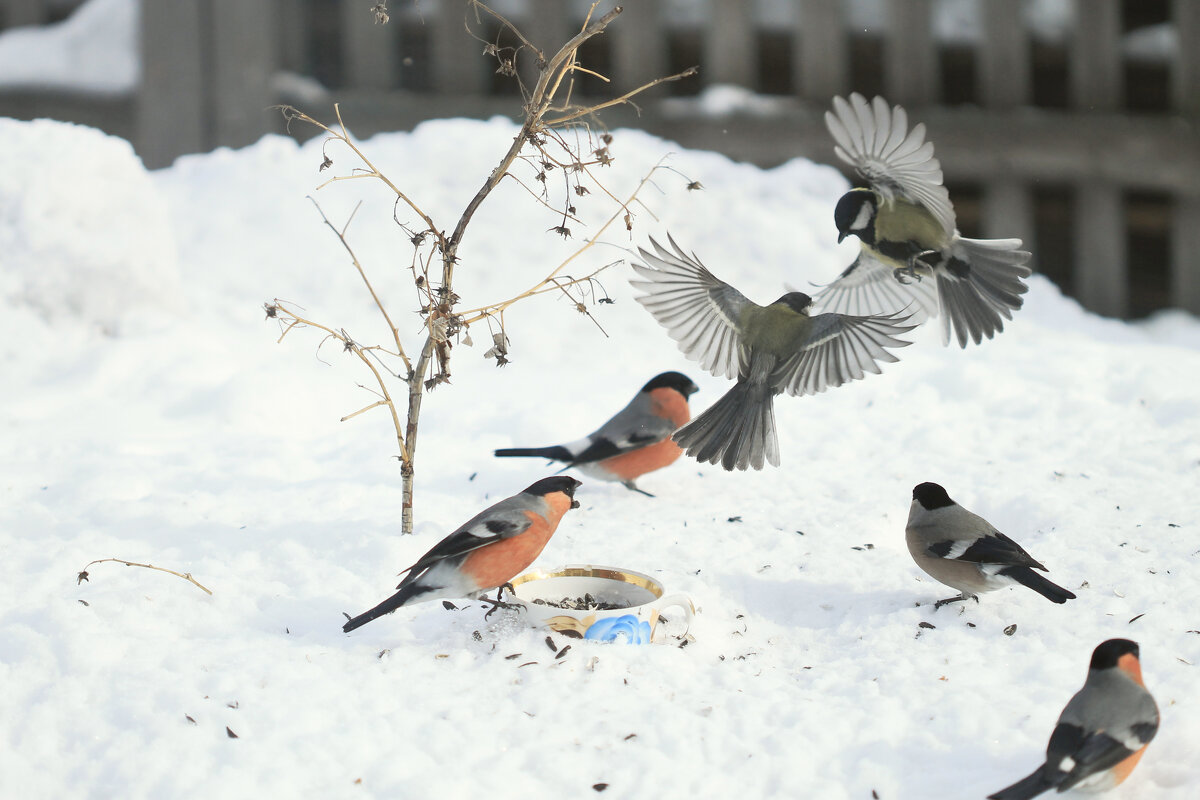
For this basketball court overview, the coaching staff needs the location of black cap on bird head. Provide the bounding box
[912,482,955,510]
[642,371,700,397]
[773,292,814,314]
[524,476,582,505]
[834,189,876,244]
[1090,638,1140,670]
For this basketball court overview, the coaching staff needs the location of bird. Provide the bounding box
[493,371,699,497]
[988,638,1159,799]
[630,235,916,471]
[342,476,582,632]
[906,482,1076,609]
[814,93,1033,348]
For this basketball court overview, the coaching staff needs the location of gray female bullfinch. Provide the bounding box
[905,482,1076,608]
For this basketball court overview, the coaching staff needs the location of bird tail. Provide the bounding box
[673,382,777,471]
[1003,566,1077,604]
[494,446,572,462]
[987,764,1054,800]
[938,237,1032,348]
[342,582,423,633]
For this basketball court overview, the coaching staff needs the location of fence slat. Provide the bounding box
[211,0,278,150]
[611,1,667,96]
[1,0,46,26]
[983,180,1036,255]
[138,0,206,169]
[979,0,1030,108]
[434,0,486,94]
[1173,0,1200,115]
[1071,0,1120,111]
[705,0,755,89]
[1172,197,1200,313]
[885,0,937,106]
[342,0,396,89]
[274,0,307,73]
[1074,182,1126,317]
[519,0,572,92]
[795,0,848,100]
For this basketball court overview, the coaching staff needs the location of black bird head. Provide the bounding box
[525,476,583,503]
[912,482,955,510]
[1090,639,1140,670]
[834,188,877,244]
[642,371,700,397]
[773,292,814,314]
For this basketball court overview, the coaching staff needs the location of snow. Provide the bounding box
[2,112,1198,800]
[0,0,136,93]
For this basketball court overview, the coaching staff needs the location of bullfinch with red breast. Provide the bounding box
[989,638,1159,799]
[494,371,699,497]
[630,235,915,472]
[815,93,1032,348]
[906,482,1077,609]
[342,476,581,632]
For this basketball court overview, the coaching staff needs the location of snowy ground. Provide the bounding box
[2,114,1198,799]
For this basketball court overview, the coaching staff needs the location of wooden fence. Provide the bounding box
[2,0,1198,317]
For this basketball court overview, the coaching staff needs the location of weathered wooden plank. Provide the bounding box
[518,0,572,94]
[342,0,397,89]
[979,0,1030,108]
[1074,182,1126,317]
[1070,0,1120,111]
[1,0,47,28]
[884,0,938,106]
[211,0,278,150]
[983,179,1036,256]
[610,1,667,96]
[705,0,755,89]
[1173,0,1200,115]
[1171,196,1200,313]
[795,0,848,100]
[433,0,486,94]
[137,0,206,168]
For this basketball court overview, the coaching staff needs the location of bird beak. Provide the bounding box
[837,231,847,243]
[571,499,580,509]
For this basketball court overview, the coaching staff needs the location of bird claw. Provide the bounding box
[932,593,976,610]
[481,583,522,620]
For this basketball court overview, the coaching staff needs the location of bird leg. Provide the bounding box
[624,481,656,498]
[932,592,978,610]
[481,582,521,620]
[896,251,939,284]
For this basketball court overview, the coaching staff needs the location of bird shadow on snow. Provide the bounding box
[712,570,916,631]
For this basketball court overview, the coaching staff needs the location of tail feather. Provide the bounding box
[494,446,573,462]
[1003,566,1076,604]
[939,237,1032,348]
[988,764,1054,800]
[673,382,777,471]
[342,582,424,633]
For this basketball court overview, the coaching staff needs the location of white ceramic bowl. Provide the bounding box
[509,564,695,644]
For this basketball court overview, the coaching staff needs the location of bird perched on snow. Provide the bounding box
[814,93,1032,348]
[989,638,1159,799]
[630,235,915,472]
[493,371,699,497]
[342,476,581,632]
[906,482,1076,608]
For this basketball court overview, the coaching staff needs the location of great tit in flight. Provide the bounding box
[631,235,915,472]
[815,94,1033,348]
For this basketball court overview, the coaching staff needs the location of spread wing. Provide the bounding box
[400,501,534,582]
[811,250,939,323]
[630,234,754,380]
[826,93,956,236]
[776,311,916,397]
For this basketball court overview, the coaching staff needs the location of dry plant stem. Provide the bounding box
[274,305,411,464]
[78,558,213,595]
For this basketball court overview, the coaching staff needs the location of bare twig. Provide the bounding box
[77,558,213,595]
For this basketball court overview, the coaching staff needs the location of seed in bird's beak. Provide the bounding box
[571,500,581,509]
